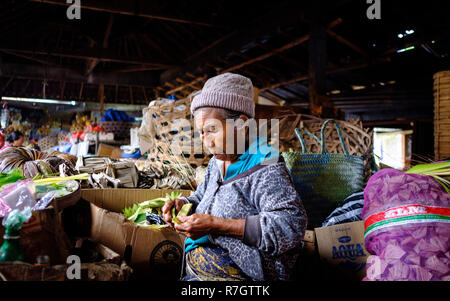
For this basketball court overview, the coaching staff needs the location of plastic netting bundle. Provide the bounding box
[362,168,450,281]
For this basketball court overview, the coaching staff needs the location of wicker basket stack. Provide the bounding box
[270,114,374,182]
[433,70,450,160]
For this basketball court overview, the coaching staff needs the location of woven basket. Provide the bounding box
[99,121,132,139]
[269,114,373,182]
[433,70,450,160]
[37,135,59,151]
[141,96,211,169]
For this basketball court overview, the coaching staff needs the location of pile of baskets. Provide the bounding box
[270,114,374,182]
[433,70,450,160]
[98,121,133,140]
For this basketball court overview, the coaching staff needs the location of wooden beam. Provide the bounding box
[160,3,307,83]
[86,13,115,75]
[129,86,134,104]
[20,79,32,96]
[261,59,389,91]
[0,49,58,66]
[98,83,105,112]
[60,81,66,99]
[140,34,172,61]
[159,24,192,57]
[231,50,284,78]
[142,87,148,103]
[78,82,84,100]
[220,34,310,74]
[30,0,217,27]
[0,62,159,87]
[2,77,14,93]
[0,45,176,68]
[219,18,340,74]
[255,42,307,71]
[185,31,237,62]
[308,4,333,117]
[175,78,201,90]
[111,65,166,73]
[165,76,207,95]
[327,29,368,57]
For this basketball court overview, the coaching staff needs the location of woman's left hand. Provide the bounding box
[174,213,217,240]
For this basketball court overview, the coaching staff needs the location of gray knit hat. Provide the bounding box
[190,73,255,118]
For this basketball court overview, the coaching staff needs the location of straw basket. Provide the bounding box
[433,70,450,160]
[99,121,133,139]
[270,114,373,181]
[141,96,211,169]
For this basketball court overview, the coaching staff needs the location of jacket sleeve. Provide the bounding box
[180,158,213,210]
[244,162,307,256]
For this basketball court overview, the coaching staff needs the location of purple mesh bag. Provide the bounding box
[362,168,450,281]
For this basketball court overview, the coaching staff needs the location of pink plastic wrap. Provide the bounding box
[362,168,450,281]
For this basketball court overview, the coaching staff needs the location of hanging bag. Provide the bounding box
[282,119,365,228]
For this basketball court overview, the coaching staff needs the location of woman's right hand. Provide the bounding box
[162,198,186,225]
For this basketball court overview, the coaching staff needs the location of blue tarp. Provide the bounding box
[121,149,141,159]
[100,109,135,122]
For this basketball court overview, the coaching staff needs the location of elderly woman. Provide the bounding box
[162,73,307,281]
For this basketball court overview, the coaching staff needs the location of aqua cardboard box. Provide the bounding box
[315,221,368,280]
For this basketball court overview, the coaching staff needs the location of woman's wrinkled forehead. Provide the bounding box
[194,108,224,128]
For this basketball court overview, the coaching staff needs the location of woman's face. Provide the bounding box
[194,109,247,161]
[13,136,24,146]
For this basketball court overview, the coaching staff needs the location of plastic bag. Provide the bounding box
[362,168,450,281]
[322,191,364,227]
[0,180,36,218]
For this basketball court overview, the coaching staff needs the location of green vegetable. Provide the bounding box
[172,207,180,224]
[122,204,141,220]
[0,168,26,188]
[177,203,192,217]
[139,198,166,209]
[172,203,192,224]
[122,190,186,224]
[134,213,147,223]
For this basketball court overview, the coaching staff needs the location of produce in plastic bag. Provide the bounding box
[0,207,32,261]
[0,180,36,218]
[362,168,450,281]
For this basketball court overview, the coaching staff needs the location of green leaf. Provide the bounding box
[177,203,192,217]
[172,207,180,224]
[134,213,147,223]
[128,206,142,222]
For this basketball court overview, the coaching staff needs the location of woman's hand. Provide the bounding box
[174,214,245,240]
[174,214,217,240]
[162,198,186,225]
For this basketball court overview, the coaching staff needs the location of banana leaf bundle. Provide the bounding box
[406,160,450,193]
[0,147,77,179]
[122,191,189,228]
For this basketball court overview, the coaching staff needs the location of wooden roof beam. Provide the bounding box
[0,62,159,87]
[30,0,217,27]
[0,45,176,68]
[86,13,115,75]
[219,18,341,74]
[160,3,308,83]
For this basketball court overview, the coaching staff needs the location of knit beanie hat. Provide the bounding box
[190,73,255,118]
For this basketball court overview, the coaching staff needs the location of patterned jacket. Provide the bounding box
[182,156,307,280]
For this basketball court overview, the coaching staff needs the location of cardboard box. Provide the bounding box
[81,188,192,279]
[314,221,368,280]
[96,143,123,159]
